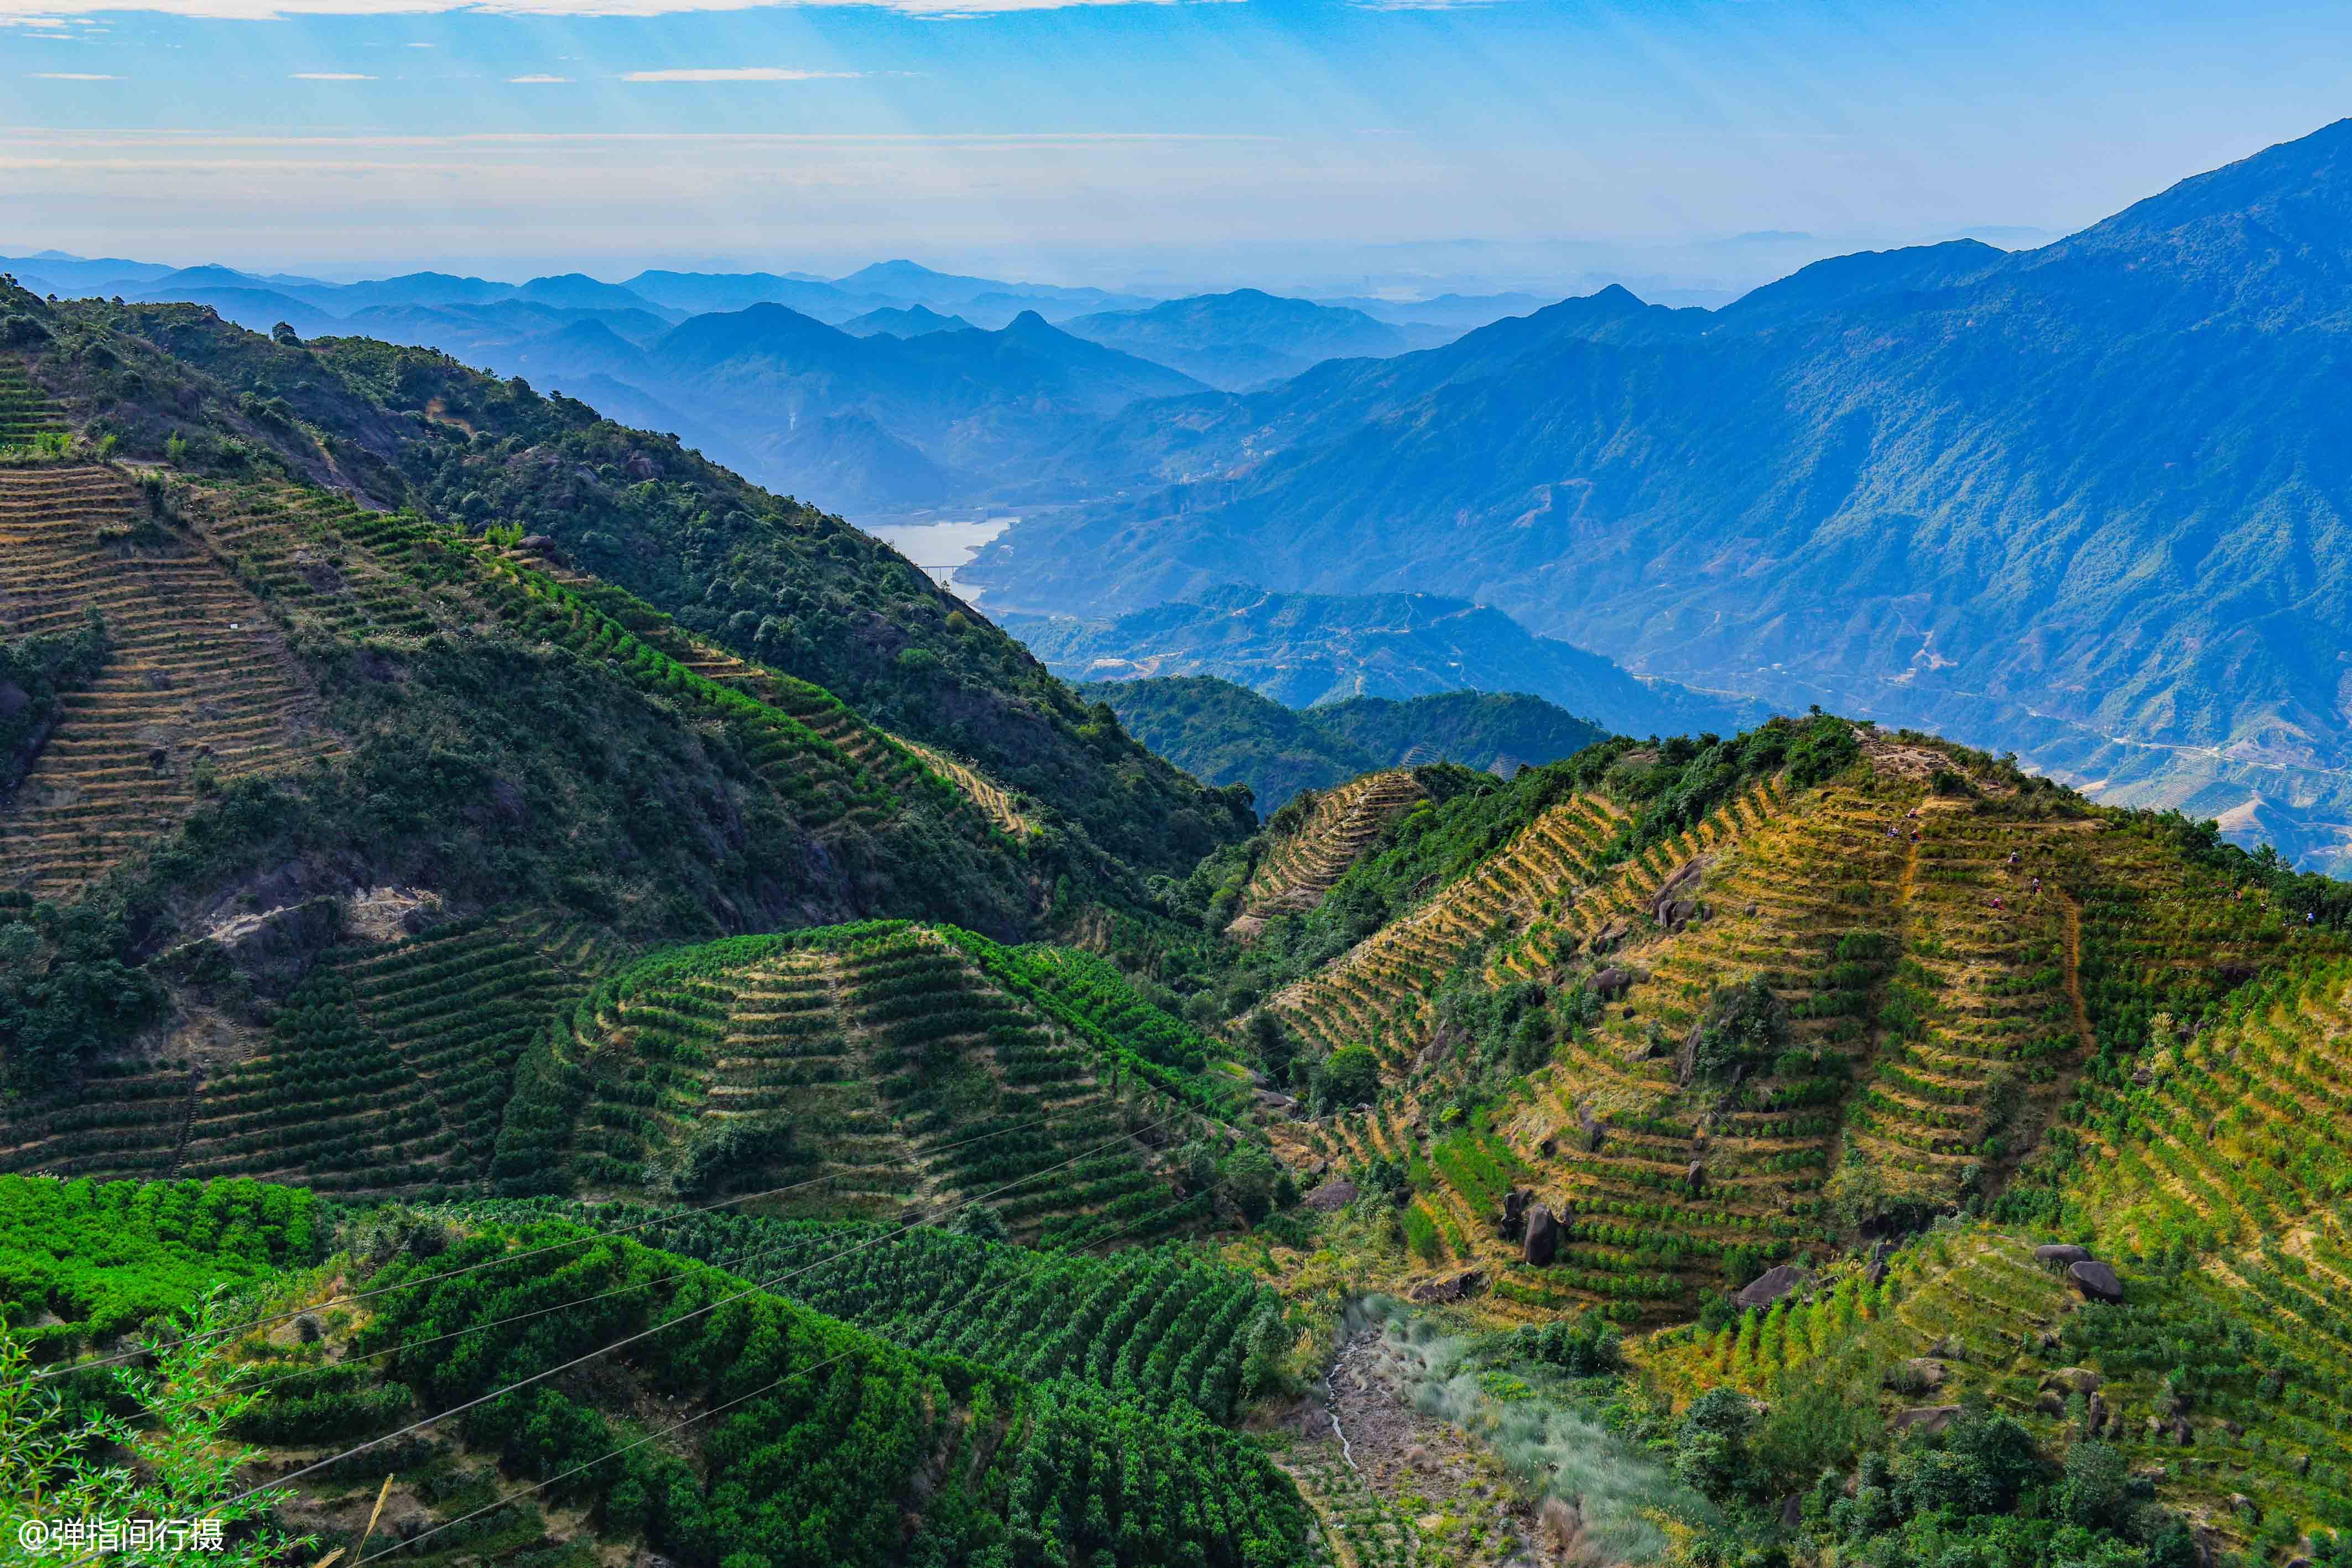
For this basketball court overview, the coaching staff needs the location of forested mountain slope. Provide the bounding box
[1085,674,1611,816]
[965,120,2352,871]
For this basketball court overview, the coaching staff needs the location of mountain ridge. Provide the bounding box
[960,118,2352,871]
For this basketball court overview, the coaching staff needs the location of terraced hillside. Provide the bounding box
[183,481,959,833]
[0,1176,1322,1568]
[0,357,63,446]
[1267,729,2328,1326]
[0,916,587,1196]
[1236,769,1423,932]
[5,293,1250,885]
[2026,955,2352,1541]
[537,563,1040,841]
[1266,785,1638,1068]
[0,467,339,898]
[491,921,1243,1246]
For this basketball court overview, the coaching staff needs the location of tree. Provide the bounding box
[1674,1387,1758,1501]
[2060,1440,2130,1529]
[1690,977,1789,1081]
[1314,1045,1381,1112]
[1218,1143,1281,1223]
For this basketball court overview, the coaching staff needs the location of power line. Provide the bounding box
[31,1100,1109,1384]
[205,1107,1191,1513]
[335,1178,1234,1568]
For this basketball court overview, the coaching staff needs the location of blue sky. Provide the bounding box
[5,0,2350,293]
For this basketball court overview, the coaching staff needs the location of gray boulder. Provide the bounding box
[1302,1179,1357,1213]
[2034,1243,2094,1266]
[1523,1205,1560,1267]
[1407,1269,1485,1305]
[2042,1367,2102,1395]
[1891,1406,1961,1436]
[1498,1186,1533,1239]
[1733,1263,1810,1311]
[2068,1260,2125,1303]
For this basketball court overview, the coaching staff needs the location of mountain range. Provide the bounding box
[960,118,2352,871]
[3,254,1495,511]
[1058,289,1458,390]
[1001,584,1763,740]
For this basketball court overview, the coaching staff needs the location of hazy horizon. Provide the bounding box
[8,0,2352,299]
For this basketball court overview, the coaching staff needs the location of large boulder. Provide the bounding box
[2069,1260,2125,1303]
[1886,1358,1948,1394]
[1592,966,1635,1002]
[1523,1205,1560,1267]
[2042,1367,2103,1395]
[1498,1186,1533,1239]
[1407,1269,1485,1305]
[1733,1263,1810,1311]
[1891,1406,1962,1436]
[1302,1179,1357,1213]
[2034,1243,2094,1266]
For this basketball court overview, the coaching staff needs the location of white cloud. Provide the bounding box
[0,0,1190,18]
[507,72,570,82]
[290,70,376,77]
[622,66,859,81]
[1,11,67,18]
[32,69,120,76]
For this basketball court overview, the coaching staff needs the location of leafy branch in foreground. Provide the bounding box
[2,1292,314,1567]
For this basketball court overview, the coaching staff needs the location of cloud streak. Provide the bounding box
[0,0,1201,17]
[290,70,376,78]
[622,66,860,81]
[507,72,570,82]
[31,70,122,77]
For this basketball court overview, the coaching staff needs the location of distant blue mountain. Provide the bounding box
[963,118,2352,869]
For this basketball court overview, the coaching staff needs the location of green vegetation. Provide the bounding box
[3,1303,317,1568]
[1,1185,1321,1568]
[0,1174,318,1356]
[0,894,162,1094]
[480,1202,1291,1419]
[1082,675,1611,819]
[0,607,108,794]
